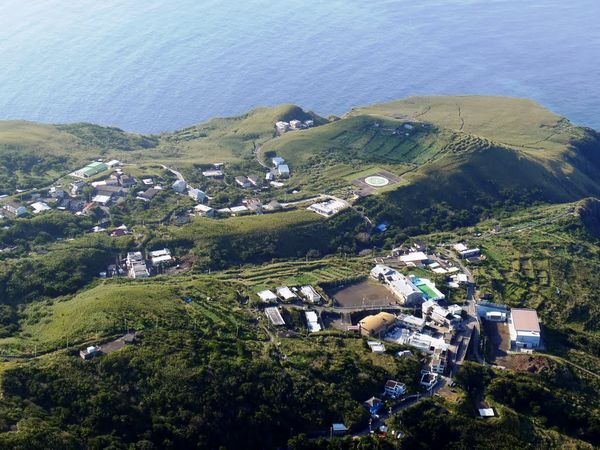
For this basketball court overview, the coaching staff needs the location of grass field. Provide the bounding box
[349,95,579,156]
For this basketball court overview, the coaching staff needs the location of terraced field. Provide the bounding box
[209,257,371,291]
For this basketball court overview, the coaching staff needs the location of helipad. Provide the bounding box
[364,175,390,187]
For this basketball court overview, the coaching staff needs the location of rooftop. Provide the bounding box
[511,308,540,332]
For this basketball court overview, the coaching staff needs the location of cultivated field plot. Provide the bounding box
[327,280,398,308]
[483,319,511,361]
[352,169,403,196]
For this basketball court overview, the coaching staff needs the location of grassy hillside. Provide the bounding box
[349,95,579,156]
[155,104,324,165]
[260,114,454,168]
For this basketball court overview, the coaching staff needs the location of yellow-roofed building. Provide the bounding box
[359,312,396,337]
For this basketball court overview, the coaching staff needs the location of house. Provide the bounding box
[188,188,206,202]
[289,119,304,129]
[300,285,321,303]
[70,180,86,196]
[399,251,429,267]
[118,174,136,187]
[3,202,27,217]
[194,204,215,217]
[265,307,285,326]
[305,311,322,333]
[80,202,97,216]
[453,243,480,259]
[72,161,108,178]
[429,347,448,374]
[30,202,51,214]
[422,299,462,329]
[276,164,290,177]
[367,341,386,353]
[91,194,112,206]
[172,180,187,193]
[275,121,290,133]
[49,186,65,199]
[247,175,261,187]
[384,380,407,398]
[263,199,282,211]
[359,312,397,337]
[257,290,278,303]
[106,159,121,168]
[138,188,158,202]
[80,345,101,360]
[265,172,275,182]
[149,248,173,266]
[363,397,383,415]
[276,286,296,301]
[110,229,128,237]
[142,178,153,186]
[235,176,251,188]
[331,423,348,436]
[126,252,149,279]
[478,408,495,418]
[272,156,285,167]
[420,371,438,390]
[305,119,314,127]
[202,169,224,178]
[397,314,425,331]
[230,205,249,214]
[95,185,125,198]
[509,308,541,349]
[242,198,263,211]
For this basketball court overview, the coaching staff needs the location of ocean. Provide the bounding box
[0,0,599,133]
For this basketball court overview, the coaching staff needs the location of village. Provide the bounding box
[250,239,542,435]
[0,116,545,440]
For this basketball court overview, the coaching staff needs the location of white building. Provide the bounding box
[30,202,51,214]
[397,314,425,331]
[257,290,278,303]
[399,251,429,267]
[172,180,187,193]
[422,299,462,329]
[384,380,407,398]
[265,307,285,326]
[126,252,149,279]
[91,194,112,206]
[202,169,224,178]
[300,285,321,303]
[188,188,206,202]
[194,204,215,217]
[509,309,541,349]
[305,311,322,333]
[277,164,290,177]
[272,156,285,166]
[307,199,348,217]
[371,265,423,305]
[149,248,173,266]
[276,286,296,301]
[453,243,480,258]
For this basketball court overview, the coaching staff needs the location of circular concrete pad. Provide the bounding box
[364,175,390,187]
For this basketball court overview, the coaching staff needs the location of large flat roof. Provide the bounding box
[511,308,540,332]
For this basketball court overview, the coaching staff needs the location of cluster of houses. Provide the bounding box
[275,119,314,134]
[100,248,174,280]
[257,284,322,304]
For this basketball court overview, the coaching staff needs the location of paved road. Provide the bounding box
[161,164,185,182]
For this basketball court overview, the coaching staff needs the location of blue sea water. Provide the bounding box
[0,0,599,134]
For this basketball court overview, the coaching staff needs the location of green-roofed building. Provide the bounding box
[73,161,109,178]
